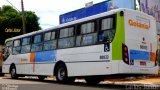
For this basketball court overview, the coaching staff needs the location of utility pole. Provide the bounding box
[21,0,26,34]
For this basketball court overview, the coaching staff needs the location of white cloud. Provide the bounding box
[0,0,106,29]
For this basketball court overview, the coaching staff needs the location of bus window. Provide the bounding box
[13,39,21,54]
[60,27,74,38]
[21,37,31,53]
[3,41,12,61]
[43,40,57,50]
[22,37,30,45]
[43,31,57,50]
[76,36,82,46]
[101,18,113,30]
[76,22,97,46]
[58,27,75,49]
[99,17,115,43]
[58,37,75,49]
[6,41,13,47]
[44,32,51,41]
[81,33,97,46]
[33,34,42,43]
[51,32,56,40]
[5,41,13,55]
[31,34,43,52]
[81,22,95,34]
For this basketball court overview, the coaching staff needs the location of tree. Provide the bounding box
[0,5,41,45]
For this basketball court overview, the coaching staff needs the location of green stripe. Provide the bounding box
[112,12,125,60]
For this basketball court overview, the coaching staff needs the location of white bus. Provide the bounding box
[2,9,158,84]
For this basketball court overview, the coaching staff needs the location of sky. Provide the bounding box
[0,0,105,29]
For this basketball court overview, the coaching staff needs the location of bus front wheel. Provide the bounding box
[10,66,18,79]
[55,63,75,83]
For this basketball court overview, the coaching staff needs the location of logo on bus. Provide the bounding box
[128,19,150,30]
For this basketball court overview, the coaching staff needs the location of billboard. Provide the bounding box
[140,0,160,34]
[60,0,135,24]
[59,1,108,24]
[108,0,135,10]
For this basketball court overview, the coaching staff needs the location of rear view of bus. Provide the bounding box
[117,9,158,74]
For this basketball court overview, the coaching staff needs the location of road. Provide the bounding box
[0,75,126,90]
[0,75,160,90]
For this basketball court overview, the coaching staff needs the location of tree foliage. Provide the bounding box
[0,5,41,45]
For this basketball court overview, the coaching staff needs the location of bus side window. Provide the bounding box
[76,22,97,46]
[58,27,75,49]
[21,37,31,53]
[5,41,13,54]
[43,31,57,50]
[3,41,13,61]
[98,17,115,43]
[31,34,43,52]
[13,39,21,54]
[81,33,97,46]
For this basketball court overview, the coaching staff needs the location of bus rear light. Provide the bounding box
[140,61,146,66]
[124,58,129,62]
[124,52,128,57]
[124,47,128,52]
[122,44,129,65]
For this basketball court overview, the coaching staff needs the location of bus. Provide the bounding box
[2,9,158,84]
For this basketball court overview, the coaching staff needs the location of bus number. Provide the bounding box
[100,55,109,60]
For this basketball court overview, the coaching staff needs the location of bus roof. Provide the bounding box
[5,8,154,43]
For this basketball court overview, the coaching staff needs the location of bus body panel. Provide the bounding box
[57,44,112,76]
[3,44,113,76]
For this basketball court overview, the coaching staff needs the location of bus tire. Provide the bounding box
[38,76,46,80]
[85,76,103,85]
[10,66,18,79]
[55,63,75,83]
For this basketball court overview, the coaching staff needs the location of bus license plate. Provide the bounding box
[140,61,146,66]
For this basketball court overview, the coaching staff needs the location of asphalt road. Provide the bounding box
[1,75,160,90]
[0,75,126,90]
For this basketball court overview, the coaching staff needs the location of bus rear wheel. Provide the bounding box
[10,66,18,79]
[55,63,75,83]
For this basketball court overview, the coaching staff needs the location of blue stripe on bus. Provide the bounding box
[129,50,150,60]
[35,50,57,62]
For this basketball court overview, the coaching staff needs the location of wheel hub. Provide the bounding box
[58,68,65,80]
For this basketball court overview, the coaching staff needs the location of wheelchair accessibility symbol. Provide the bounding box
[104,43,110,52]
